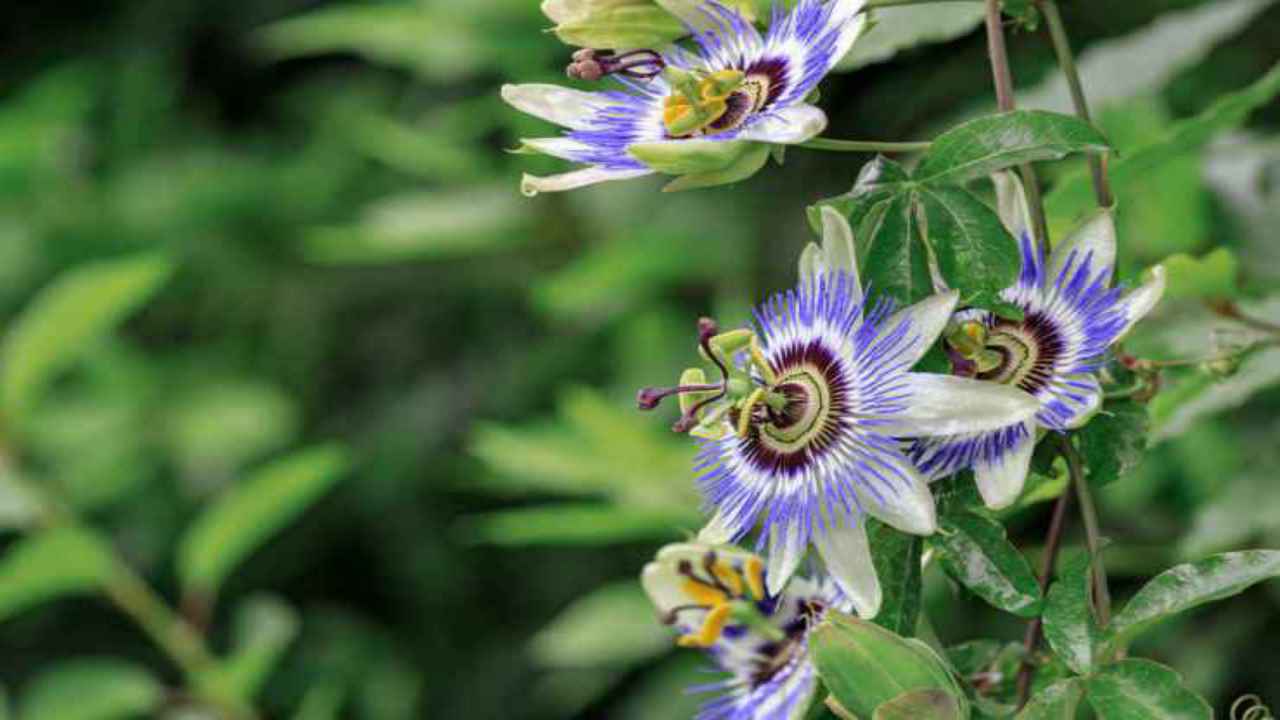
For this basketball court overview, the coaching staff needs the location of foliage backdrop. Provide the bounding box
[0,0,1279,718]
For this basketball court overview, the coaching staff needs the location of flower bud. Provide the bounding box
[542,0,767,50]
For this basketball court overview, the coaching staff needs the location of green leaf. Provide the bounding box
[1016,679,1084,720]
[873,688,966,720]
[1,253,172,424]
[1076,401,1149,487]
[0,527,116,622]
[529,581,670,669]
[916,185,1020,302]
[932,509,1042,618]
[217,595,300,699]
[1041,551,1102,675]
[837,4,986,71]
[1160,249,1239,300]
[868,519,923,637]
[807,155,911,236]
[860,191,933,306]
[811,611,963,719]
[1108,550,1280,649]
[462,503,699,546]
[177,444,351,596]
[1045,60,1280,229]
[18,659,162,720]
[915,111,1110,185]
[1084,659,1211,720]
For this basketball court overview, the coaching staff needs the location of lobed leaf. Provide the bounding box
[178,444,352,597]
[1076,402,1149,487]
[1041,551,1102,675]
[932,509,1042,618]
[1160,249,1239,301]
[1015,678,1084,720]
[916,185,1020,303]
[1109,550,1280,649]
[867,519,923,637]
[1084,659,1211,720]
[873,688,966,720]
[859,191,933,306]
[915,111,1110,185]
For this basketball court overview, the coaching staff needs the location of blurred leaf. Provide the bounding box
[218,595,300,699]
[932,509,1042,618]
[529,580,670,668]
[0,527,115,622]
[873,688,965,720]
[868,519,923,636]
[18,659,161,720]
[0,467,41,531]
[1108,550,1280,650]
[1152,347,1280,442]
[837,5,985,71]
[1181,472,1280,556]
[1041,551,1101,675]
[812,611,962,719]
[462,503,699,546]
[614,654,704,720]
[303,186,531,264]
[916,185,1020,303]
[1015,679,1083,720]
[1019,0,1274,113]
[1160,249,1239,301]
[178,444,352,596]
[1,253,172,424]
[164,379,301,481]
[1077,401,1149,487]
[915,111,1110,185]
[1046,60,1280,231]
[1084,659,1211,720]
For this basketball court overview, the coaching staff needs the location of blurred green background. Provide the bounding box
[1,0,1279,718]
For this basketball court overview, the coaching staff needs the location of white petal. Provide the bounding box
[800,206,860,292]
[814,520,881,618]
[697,510,736,545]
[854,455,937,535]
[973,420,1036,510]
[738,104,828,145]
[640,560,688,613]
[766,521,806,596]
[881,291,959,369]
[517,137,591,161]
[1045,373,1103,430]
[1115,265,1167,340]
[1048,209,1117,286]
[993,171,1043,290]
[879,374,1040,437]
[520,167,651,196]
[501,83,610,130]
[827,0,871,71]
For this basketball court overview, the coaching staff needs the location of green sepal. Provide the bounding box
[662,143,771,192]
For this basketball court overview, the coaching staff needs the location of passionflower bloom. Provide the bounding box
[638,209,1040,614]
[907,172,1167,509]
[642,542,847,720]
[502,0,868,195]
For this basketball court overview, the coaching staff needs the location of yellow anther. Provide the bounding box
[737,388,766,438]
[700,70,744,101]
[749,337,778,384]
[661,70,743,137]
[676,603,732,648]
[962,321,987,346]
[744,556,766,600]
[682,578,728,607]
[712,560,743,597]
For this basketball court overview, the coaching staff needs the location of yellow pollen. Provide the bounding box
[744,557,766,600]
[682,578,729,607]
[712,560,744,597]
[677,603,732,648]
[737,388,766,438]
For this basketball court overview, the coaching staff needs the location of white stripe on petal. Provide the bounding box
[880,374,1040,437]
[518,137,593,161]
[881,291,959,370]
[767,521,807,596]
[1040,373,1103,430]
[854,454,937,535]
[973,420,1036,510]
[520,167,652,196]
[738,104,828,145]
[814,519,880,618]
[1048,209,1117,287]
[501,83,612,130]
[1115,265,1167,340]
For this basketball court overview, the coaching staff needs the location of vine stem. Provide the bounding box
[1036,0,1113,207]
[983,0,1051,256]
[1059,433,1112,627]
[1015,482,1071,708]
[799,137,931,153]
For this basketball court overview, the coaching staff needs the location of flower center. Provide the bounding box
[661,68,772,138]
[951,313,1064,395]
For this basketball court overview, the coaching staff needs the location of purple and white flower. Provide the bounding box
[502,0,868,194]
[641,209,1039,614]
[641,542,845,720]
[907,172,1167,510]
